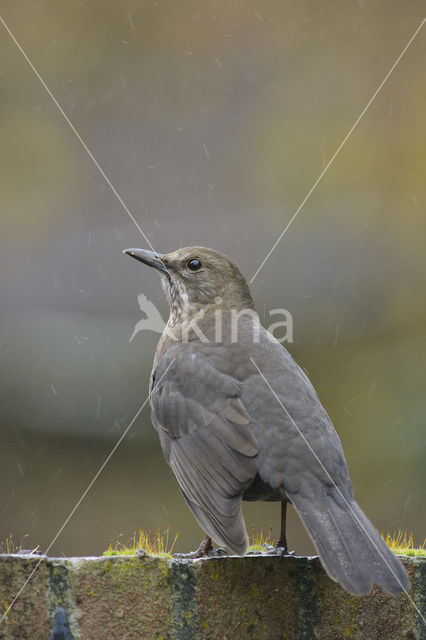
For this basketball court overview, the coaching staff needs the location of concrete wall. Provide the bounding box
[0,554,424,639]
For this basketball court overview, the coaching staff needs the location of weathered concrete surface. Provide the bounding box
[316,557,419,640]
[74,555,171,639]
[0,554,424,640]
[196,555,300,639]
[0,555,49,640]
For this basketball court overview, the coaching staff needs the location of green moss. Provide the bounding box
[103,527,178,559]
[247,544,270,553]
[247,526,275,552]
[103,548,174,559]
[383,530,426,557]
[250,585,261,598]
[396,548,426,557]
[343,623,357,638]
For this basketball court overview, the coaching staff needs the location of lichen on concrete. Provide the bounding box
[316,556,418,640]
[414,557,426,640]
[169,561,198,639]
[294,556,320,640]
[73,555,171,639]
[195,554,299,639]
[0,554,49,640]
[0,553,424,639]
[48,559,79,639]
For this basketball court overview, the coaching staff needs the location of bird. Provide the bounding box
[124,245,410,596]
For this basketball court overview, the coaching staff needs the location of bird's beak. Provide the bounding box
[123,248,169,274]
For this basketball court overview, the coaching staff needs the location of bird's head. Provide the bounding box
[124,246,254,316]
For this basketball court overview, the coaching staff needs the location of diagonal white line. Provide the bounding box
[0,357,175,625]
[250,356,424,622]
[250,18,425,284]
[0,15,170,273]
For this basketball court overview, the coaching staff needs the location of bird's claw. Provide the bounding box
[261,542,294,557]
[172,536,226,559]
[274,545,295,557]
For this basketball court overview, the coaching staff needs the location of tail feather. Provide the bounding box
[289,490,410,595]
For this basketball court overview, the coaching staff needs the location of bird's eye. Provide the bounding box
[187,258,202,271]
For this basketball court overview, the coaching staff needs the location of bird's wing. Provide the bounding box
[243,336,352,496]
[150,344,259,554]
[244,334,409,594]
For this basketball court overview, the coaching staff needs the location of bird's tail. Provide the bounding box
[289,490,410,595]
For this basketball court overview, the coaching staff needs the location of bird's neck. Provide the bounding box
[156,298,260,360]
[165,279,204,328]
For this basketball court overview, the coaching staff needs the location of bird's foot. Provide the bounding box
[275,534,294,556]
[262,539,294,557]
[274,545,294,557]
[173,536,226,559]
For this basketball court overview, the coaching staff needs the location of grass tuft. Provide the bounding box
[247,526,426,557]
[0,533,37,554]
[382,530,426,557]
[103,528,178,558]
[248,525,274,552]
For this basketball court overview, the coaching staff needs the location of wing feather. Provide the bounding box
[150,345,258,554]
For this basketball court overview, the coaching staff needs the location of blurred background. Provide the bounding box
[0,1,424,557]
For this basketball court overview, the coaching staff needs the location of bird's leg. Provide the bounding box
[173,536,224,559]
[275,501,292,555]
[195,535,214,557]
[277,501,287,550]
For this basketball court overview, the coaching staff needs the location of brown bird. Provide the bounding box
[124,245,410,595]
